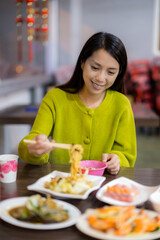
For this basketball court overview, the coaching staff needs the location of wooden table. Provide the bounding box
[132,103,160,127]
[0,105,39,125]
[0,102,159,127]
[0,162,160,240]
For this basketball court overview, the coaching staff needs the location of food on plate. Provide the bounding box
[104,183,140,202]
[9,194,69,223]
[87,205,160,236]
[44,144,93,195]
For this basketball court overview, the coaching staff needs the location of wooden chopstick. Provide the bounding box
[23,139,71,150]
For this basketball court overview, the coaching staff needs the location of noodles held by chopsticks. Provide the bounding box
[69,144,83,179]
[44,144,93,195]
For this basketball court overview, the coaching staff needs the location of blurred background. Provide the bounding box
[0,0,159,168]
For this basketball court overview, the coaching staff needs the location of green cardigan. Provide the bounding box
[18,88,137,166]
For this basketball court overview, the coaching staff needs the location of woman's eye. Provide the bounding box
[91,66,99,70]
[108,71,115,75]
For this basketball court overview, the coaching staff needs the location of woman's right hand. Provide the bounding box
[27,134,55,155]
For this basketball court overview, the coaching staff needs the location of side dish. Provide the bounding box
[44,144,93,195]
[87,205,160,236]
[104,183,140,202]
[9,194,69,223]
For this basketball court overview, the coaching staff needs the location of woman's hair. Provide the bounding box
[57,32,127,94]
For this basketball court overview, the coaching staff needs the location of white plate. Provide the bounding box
[76,208,160,240]
[27,171,106,199]
[96,177,159,206]
[149,187,160,213]
[0,196,81,230]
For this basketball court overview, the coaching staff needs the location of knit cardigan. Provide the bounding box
[18,88,137,166]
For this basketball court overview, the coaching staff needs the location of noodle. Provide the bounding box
[44,143,93,195]
[69,144,83,179]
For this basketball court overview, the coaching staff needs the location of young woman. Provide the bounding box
[18,32,137,175]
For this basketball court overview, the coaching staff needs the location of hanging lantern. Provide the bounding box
[15,0,23,62]
[25,0,35,62]
[15,0,49,63]
[34,0,41,41]
[41,0,49,42]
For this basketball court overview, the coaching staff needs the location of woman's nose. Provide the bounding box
[96,71,106,82]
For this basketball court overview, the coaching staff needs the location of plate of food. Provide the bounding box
[27,170,105,199]
[96,177,159,206]
[28,144,105,199]
[76,205,160,240]
[0,194,81,230]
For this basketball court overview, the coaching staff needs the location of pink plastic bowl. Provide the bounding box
[79,160,107,176]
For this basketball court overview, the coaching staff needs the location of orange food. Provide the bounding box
[87,206,160,236]
[104,183,139,202]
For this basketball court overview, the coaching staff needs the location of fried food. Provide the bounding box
[44,144,93,195]
[87,205,160,236]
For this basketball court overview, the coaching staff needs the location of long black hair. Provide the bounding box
[58,32,127,94]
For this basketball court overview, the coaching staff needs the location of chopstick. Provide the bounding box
[23,139,71,150]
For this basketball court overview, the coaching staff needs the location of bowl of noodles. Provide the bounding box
[79,160,107,176]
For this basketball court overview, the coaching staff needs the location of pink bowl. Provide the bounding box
[79,160,107,176]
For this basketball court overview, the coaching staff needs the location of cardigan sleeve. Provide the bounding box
[110,104,137,167]
[18,91,55,165]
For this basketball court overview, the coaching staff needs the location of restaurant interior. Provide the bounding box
[0,0,159,167]
[1,1,160,239]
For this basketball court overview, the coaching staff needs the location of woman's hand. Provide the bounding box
[102,153,120,175]
[27,134,55,155]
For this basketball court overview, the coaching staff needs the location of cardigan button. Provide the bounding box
[87,109,94,116]
[84,137,90,144]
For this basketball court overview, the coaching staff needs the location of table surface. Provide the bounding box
[0,102,159,127]
[0,74,51,98]
[132,102,160,127]
[0,162,160,240]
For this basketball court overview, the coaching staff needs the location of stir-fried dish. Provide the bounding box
[44,144,93,195]
[9,194,69,224]
[87,205,160,236]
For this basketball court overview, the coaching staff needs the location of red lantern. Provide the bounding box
[41,25,48,32]
[15,15,23,23]
[34,9,40,15]
[15,0,49,62]
[25,0,34,3]
[41,8,48,15]
[15,0,23,62]
[26,16,35,24]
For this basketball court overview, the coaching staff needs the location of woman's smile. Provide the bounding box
[81,49,120,96]
[91,80,106,90]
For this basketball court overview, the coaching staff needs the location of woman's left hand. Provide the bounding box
[102,153,120,175]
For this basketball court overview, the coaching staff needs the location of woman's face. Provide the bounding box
[81,49,120,96]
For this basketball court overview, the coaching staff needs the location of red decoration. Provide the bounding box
[41,25,48,32]
[25,0,35,62]
[26,16,35,23]
[41,0,49,42]
[34,0,49,42]
[15,16,23,23]
[15,0,49,63]
[15,0,23,62]
[41,8,48,15]
[26,0,34,3]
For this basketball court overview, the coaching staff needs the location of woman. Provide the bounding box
[18,32,137,175]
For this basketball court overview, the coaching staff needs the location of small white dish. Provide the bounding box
[0,196,81,230]
[150,187,160,213]
[96,177,159,206]
[27,170,106,199]
[76,208,160,240]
